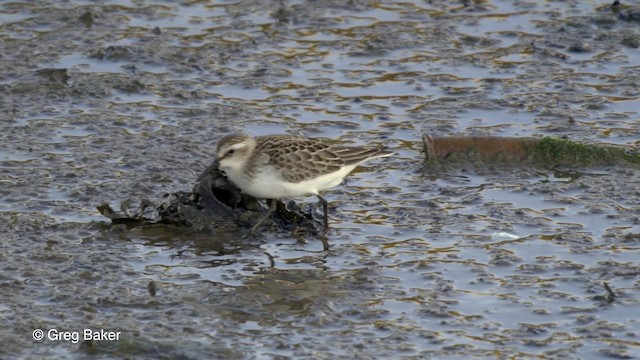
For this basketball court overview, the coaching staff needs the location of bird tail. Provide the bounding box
[337,147,394,166]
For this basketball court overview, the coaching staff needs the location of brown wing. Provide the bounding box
[329,146,392,166]
[251,135,392,183]
[254,135,345,183]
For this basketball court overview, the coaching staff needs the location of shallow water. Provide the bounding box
[1,0,639,359]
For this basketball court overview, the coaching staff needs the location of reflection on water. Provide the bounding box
[1,0,640,358]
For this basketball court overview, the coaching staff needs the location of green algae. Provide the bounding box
[530,137,640,168]
[422,135,640,169]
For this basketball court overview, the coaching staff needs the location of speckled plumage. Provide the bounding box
[249,135,389,182]
[215,133,393,236]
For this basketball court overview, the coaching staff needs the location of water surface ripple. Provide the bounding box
[1,0,639,359]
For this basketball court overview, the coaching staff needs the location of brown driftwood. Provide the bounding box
[422,134,640,167]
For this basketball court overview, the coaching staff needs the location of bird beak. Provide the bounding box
[197,159,220,181]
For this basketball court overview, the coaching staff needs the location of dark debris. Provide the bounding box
[98,161,322,236]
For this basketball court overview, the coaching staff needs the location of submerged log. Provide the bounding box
[422,135,640,168]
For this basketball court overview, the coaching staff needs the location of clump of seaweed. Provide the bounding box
[98,161,322,236]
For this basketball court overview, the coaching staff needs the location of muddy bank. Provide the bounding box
[2,0,640,359]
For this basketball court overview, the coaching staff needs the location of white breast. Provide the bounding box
[224,164,357,200]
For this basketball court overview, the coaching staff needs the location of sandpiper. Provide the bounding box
[215,134,393,236]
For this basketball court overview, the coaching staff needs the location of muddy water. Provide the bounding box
[1,0,639,358]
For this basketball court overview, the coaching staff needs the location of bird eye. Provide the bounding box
[227,149,235,156]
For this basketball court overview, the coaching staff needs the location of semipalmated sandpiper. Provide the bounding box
[215,134,393,236]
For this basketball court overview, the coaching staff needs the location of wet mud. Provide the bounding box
[1,0,639,359]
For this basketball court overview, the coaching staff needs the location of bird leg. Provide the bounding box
[316,195,329,237]
[248,198,278,236]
